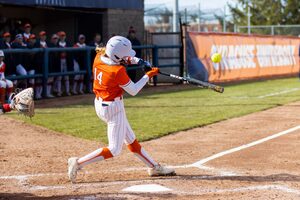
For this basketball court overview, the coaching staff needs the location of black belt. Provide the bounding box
[97,96,123,102]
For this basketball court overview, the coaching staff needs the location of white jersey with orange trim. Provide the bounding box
[77,52,158,168]
[0,61,13,89]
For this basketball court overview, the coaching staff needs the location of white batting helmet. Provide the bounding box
[0,50,4,57]
[105,36,136,63]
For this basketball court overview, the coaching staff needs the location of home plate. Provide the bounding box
[122,184,172,193]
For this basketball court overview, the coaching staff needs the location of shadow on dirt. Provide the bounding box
[176,173,300,182]
[0,192,177,200]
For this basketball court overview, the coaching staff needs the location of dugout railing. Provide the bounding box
[3,45,182,96]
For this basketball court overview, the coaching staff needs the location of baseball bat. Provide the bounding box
[158,71,224,93]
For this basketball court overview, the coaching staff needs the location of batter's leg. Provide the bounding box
[77,100,127,168]
[123,109,175,176]
[124,117,158,168]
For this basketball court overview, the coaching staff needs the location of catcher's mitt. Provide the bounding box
[10,87,35,118]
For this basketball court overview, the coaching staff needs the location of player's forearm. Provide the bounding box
[122,75,149,96]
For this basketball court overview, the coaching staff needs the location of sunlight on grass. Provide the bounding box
[9,77,300,143]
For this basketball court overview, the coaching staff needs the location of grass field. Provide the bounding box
[9,77,300,143]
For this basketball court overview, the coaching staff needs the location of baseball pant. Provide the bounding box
[77,97,158,168]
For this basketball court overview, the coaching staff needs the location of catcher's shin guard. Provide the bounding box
[127,139,157,168]
[0,87,6,104]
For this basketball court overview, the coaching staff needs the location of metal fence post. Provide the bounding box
[86,48,92,92]
[152,45,158,86]
[42,48,49,97]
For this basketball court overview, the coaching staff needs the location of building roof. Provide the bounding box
[0,0,143,10]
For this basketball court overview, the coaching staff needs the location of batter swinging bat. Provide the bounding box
[159,71,224,93]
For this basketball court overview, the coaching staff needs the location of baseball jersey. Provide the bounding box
[39,40,48,48]
[58,41,67,58]
[93,53,131,101]
[74,43,86,48]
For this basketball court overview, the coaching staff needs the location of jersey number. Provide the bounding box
[94,68,103,85]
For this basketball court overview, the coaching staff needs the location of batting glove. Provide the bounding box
[146,67,159,78]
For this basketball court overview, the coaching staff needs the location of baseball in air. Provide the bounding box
[211,53,222,63]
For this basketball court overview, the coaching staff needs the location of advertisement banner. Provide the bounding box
[187,32,300,82]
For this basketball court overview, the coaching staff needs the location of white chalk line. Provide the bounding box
[192,124,300,167]
[28,182,300,196]
[9,174,300,196]
[232,87,300,99]
[2,125,300,194]
[175,184,300,196]
[43,184,300,199]
[257,88,300,99]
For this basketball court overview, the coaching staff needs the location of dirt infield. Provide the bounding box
[1,101,300,199]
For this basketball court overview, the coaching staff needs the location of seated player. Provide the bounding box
[0,50,13,104]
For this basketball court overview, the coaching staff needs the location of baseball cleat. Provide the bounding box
[68,157,79,183]
[148,165,176,176]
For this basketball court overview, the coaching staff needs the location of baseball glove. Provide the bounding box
[10,88,35,118]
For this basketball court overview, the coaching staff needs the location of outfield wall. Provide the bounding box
[187,32,300,82]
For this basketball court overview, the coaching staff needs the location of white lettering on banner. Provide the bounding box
[210,45,296,70]
[256,45,296,67]
[211,45,256,70]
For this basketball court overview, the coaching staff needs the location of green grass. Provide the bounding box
[9,77,300,143]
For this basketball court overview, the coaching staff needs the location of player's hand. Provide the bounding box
[146,67,159,78]
[138,59,152,72]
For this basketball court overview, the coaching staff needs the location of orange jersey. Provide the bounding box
[93,53,130,101]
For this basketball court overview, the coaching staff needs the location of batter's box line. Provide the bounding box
[174,184,300,196]
[2,124,300,192]
[24,180,300,196]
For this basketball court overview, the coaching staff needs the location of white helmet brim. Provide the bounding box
[129,49,136,57]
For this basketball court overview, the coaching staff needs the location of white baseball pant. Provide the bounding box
[16,64,35,86]
[77,97,158,168]
[54,59,70,94]
[0,79,13,88]
[72,60,84,93]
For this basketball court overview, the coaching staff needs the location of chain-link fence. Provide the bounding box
[236,25,300,37]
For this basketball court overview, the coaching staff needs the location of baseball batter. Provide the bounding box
[68,36,175,183]
[0,50,13,104]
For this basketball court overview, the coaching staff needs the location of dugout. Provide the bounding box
[0,0,144,43]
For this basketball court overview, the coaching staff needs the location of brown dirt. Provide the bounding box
[1,98,300,199]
